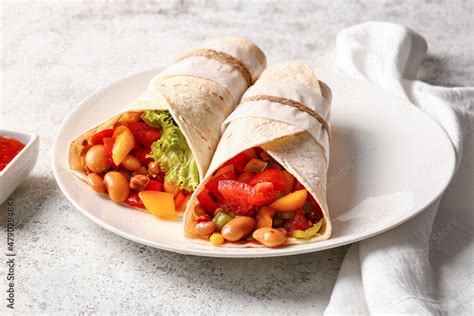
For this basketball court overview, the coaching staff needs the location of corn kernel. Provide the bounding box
[209,233,224,245]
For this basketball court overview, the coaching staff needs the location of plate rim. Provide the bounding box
[52,65,457,258]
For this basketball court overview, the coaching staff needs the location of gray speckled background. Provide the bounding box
[1,0,472,314]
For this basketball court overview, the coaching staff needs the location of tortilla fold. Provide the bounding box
[69,38,266,189]
[184,61,332,246]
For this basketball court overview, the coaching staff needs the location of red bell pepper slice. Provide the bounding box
[102,137,116,166]
[91,129,114,145]
[197,189,219,214]
[293,180,305,191]
[174,191,186,209]
[205,168,236,200]
[103,137,115,156]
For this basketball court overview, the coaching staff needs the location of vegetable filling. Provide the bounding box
[192,147,324,247]
[81,110,197,219]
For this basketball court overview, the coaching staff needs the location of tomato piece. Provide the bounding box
[134,148,154,166]
[146,180,164,191]
[91,129,113,145]
[217,180,254,215]
[290,208,309,231]
[251,182,276,207]
[223,148,258,173]
[247,168,285,191]
[102,137,115,166]
[155,171,165,183]
[141,129,161,147]
[205,169,236,200]
[127,122,148,141]
[125,192,145,209]
[197,190,219,213]
[127,122,161,147]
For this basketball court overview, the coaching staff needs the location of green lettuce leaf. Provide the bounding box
[142,110,198,191]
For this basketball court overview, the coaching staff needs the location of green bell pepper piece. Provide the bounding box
[213,212,234,230]
[293,219,324,239]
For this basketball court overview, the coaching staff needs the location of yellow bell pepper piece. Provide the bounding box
[139,191,176,220]
[112,126,135,166]
[269,189,307,212]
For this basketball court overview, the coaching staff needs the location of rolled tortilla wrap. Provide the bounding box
[69,38,266,208]
[184,61,332,245]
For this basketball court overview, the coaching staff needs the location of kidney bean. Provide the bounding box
[87,173,105,193]
[194,221,217,239]
[121,155,142,171]
[221,216,256,242]
[252,227,287,248]
[104,171,130,202]
[85,144,111,173]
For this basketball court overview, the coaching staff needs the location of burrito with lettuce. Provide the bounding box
[69,38,266,219]
[184,61,332,247]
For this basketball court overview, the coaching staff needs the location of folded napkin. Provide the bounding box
[325,22,474,315]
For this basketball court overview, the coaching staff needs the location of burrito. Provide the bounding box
[184,61,332,247]
[69,38,266,220]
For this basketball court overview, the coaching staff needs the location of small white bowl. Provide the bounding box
[0,129,39,205]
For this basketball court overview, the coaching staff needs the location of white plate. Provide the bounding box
[53,55,456,258]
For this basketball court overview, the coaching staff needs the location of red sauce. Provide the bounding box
[0,136,25,171]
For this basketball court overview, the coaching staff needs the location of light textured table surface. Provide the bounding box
[1,1,472,314]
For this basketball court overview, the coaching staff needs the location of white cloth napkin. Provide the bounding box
[325,22,474,315]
